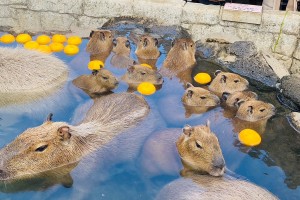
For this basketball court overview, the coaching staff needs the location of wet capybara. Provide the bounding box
[72,69,118,97]
[208,70,249,97]
[135,35,160,68]
[0,93,149,181]
[110,37,135,68]
[222,91,258,108]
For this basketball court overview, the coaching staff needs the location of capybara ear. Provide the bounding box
[125,40,130,48]
[143,38,148,47]
[183,124,193,136]
[187,90,193,98]
[221,92,230,101]
[220,75,227,83]
[100,32,105,41]
[235,99,245,108]
[113,38,117,47]
[247,105,253,114]
[89,30,94,38]
[186,82,194,89]
[57,126,71,141]
[214,70,222,76]
[45,113,53,122]
[154,38,159,47]
[171,40,175,47]
[127,65,135,73]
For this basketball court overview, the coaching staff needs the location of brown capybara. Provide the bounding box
[155,123,278,200]
[208,70,249,97]
[0,47,68,107]
[135,35,160,68]
[160,38,196,77]
[72,69,118,97]
[0,93,149,181]
[182,83,220,107]
[222,91,258,108]
[86,30,113,61]
[236,100,275,122]
[110,37,135,68]
[121,64,163,86]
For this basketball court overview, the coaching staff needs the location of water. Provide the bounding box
[0,24,300,200]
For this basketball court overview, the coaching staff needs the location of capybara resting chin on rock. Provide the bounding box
[0,47,68,107]
[0,93,149,181]
[72,69,118,98]
[154,123,278,200]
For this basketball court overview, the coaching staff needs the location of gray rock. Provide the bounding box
[288,112,300,133]
[280,75,300,107]
[226,41,258,58]
[229,54,279,88]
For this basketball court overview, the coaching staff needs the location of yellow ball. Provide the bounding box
[64,45,79,56]
[16,33,32,44]
[24,41,39,50]
[1,34,15,44]
[37,45,52,54]
[88,60,104,71]
[49,42,64,52]
[140,63,153,69]
[194,73,212,85]
[238,129,261,147]
[67,36,82,45]
[36,35,51,45]
[52,34,67,43]
[137,82,156,96]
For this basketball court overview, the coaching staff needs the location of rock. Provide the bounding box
[262,52,290,79]
[288,112,300,133]
[226,41,258,58]
[280,75,300,108]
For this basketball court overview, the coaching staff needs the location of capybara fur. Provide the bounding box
[135,35,160,68]
[110,37,135,68]
[208,70,249,96]
[182,83,220,107]
[155,123,278,200]
[0,93,149,181]
[160,38,196,77]
[86,30,113,61]
[72,69,118,97]
[121,64,163,86]
[0,47,68,107]
[222,91,258,107]
[236,100,275,122]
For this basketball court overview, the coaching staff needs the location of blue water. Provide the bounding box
[0,30,300,200]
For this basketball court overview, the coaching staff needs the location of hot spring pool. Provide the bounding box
[0,23,300,200]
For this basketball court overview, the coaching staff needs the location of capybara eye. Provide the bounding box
[35,144,48,152]
[234,80,240,83]
[200,96,206,99]
[235,98,240,102]
[190,44,193,47]
[260,108,266,112]
[195,142,202,149]
[102,76,108,80]
[141,72,146,75]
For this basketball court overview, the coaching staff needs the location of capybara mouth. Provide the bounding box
[209,166,225,177]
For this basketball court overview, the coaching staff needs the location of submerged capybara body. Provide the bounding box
[135,35,160,68]
[0,93,149,181]
[110,37,135,68]
[86,30,113,61]
[154,123,278,200]
[208,70,249,96]
[160,38,196,77]
[121,64,163,86]
[72,69,118,97]
[0,47,68,107]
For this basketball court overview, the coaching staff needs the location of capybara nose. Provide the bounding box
[157,73,163,80]
[213,157,225,169]
[115,81,119,86]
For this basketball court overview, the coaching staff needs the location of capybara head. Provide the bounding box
[208,70,249,96]
[176,123,225,177]
[222,91,258,107]
[135,35,160,60]
[0,116,86,181]
[112,37,131,56]
[121,64,163,85]
[236,100,276,122]
[86,30,113,54]
[94,69,119,90]
[182,83,220,107]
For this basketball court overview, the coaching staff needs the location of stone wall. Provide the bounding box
[0,0,299,73]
